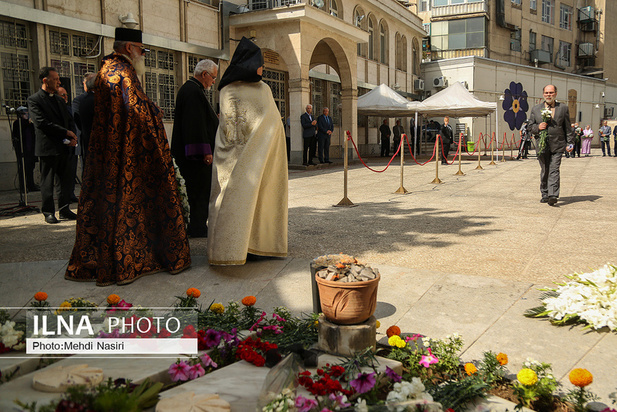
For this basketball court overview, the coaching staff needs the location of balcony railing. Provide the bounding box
[431,0,488,18]
[248,0,302,11]
[429,48,486,60]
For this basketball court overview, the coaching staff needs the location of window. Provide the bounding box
[541,35,554,59]
[412,38,420,74]
[329,82,340,125]
[560,4,572,30]
[368,17,375,60]
[379,22,387,64]
[510,28,521,52]
[310,77,324,114]
[431,17,485,51]
[188,55,215,106]
[329,0,338,17]
[558,41,571,67]
[541,0,554,24]
[49,29,98,98]
[0,19,32,109]
[262,68,287,120]
[395,34,408,71]
[145,47,177,120]
[530,0,537,10]
[419,0,429,12]
[511,0,521,5]
[529,30,536,52]
[354,8,366,57]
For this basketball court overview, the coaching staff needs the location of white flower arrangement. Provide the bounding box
[386,377,434,411]
[172,158,190,227]
[526,264,617,331]
[1,320,25,351]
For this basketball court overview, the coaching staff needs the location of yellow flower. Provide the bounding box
[210,303,225,314]
[55,301,72,314]
[34,292,48,302]
[496,353,508,366]
[569,368,593,388]
[107,294,121,305]
[517,368,538,386]
[388,335,406,348]
[375,320,381,329]
[314,320,319,327]
[464,363,478,376]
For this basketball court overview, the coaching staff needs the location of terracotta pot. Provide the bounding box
[315,273,380,325]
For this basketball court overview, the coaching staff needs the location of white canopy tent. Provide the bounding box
[415,81,499,157]
[357,83,422,117]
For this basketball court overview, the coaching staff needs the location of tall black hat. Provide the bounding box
[218,37,264,91]
[115,27,142,43]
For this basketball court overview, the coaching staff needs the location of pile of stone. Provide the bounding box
[314,254,379,283]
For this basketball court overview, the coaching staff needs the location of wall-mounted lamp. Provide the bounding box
[601,92,605,98]
[119,13,139,29]
[499,95,505,101]
[595,104,600,109]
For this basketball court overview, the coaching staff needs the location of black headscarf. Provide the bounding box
[218,37,264,91]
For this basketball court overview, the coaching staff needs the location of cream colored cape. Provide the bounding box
[207,81,288,265]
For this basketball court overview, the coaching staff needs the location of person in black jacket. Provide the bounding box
[379,119,391,157]
[27,67,77,224]
[440,116,453,165]
[171,59,219,238]
[301,104,317,165]
[72,73,96,173]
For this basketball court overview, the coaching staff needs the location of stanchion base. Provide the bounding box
[431,177,443,184]
[333,197,357,207]
[394,186,408,194]
[454,170,465,176]
[500,158,506,162]
[488,161,496,165]
[475,165,484,170]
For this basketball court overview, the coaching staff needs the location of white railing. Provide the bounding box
[431,1,488,17]
[249,0,303,11]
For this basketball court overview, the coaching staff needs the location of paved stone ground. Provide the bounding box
[0,148,616,405]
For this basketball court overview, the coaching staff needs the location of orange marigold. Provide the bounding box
[496,353,508,366]
[464,363,478,376]
[569,368,593,388]
[386,326,401,338]
[186,288,201,298]
[242,296,257,306]
[34,292,48,302]
[106,294,121,305]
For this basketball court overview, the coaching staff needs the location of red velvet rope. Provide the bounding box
[404,134,437,165]
[345,131,401,173]
[437,134,461,165]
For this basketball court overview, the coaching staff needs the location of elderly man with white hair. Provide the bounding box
[171,58,219,238]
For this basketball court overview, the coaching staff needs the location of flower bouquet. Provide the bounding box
[537,107,552,156]
[525,264,617,331]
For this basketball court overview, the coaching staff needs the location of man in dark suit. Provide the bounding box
[28,66,77,224]
[379,119,391,157]
[301,104,317,165]
[171,59,219,238]
[72,72,96,173]
[528,84,574,206]
[316,107,334,163]
[440,116,453,165]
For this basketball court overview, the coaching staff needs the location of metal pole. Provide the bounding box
[334,131,356,207]
[395,133,408,194]
[455,132,464,175]
[475,132,483,170]
[431,134,442,184]
[489,132,496,165]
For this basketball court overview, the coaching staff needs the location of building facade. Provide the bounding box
[0,0,426,191]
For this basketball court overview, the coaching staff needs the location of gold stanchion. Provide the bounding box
[500,132,507,162]
[489,132,496,165]
[431,134,443,184]
[475,132,483,170]
[455,132,465,176]
[394,134,408,194]
[334,131,356,207]
[510,133,514,160]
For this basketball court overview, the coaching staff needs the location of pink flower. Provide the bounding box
[200,353,218,369]
[249,311,267,331]
[295,395,318,412]
[168,361,190,382]
[117,299,133,310]
[188,363,205,380]
[328,393,350,409]
[405,334,423,342]
[262,325,284,334]
[419,348,439,368]
[272,313,287,322]
[350,372,376,394]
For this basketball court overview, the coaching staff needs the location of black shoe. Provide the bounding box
[59,209,77,220]
[540,197,549,203]
[548,196,558,206]
[308,162,316,165]
[44,214,59,224]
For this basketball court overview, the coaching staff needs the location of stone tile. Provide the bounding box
[394,274,531,350]
[0,261,67,308]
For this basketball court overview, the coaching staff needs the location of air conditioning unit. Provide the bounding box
[578,42,594,57]
[578,6,595,23]
[433,76,446,88]
[414,79,425,91]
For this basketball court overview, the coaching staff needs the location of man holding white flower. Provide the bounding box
[528,84,574,207]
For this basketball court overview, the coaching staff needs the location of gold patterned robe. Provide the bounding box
[207,81,288,265]
[65,53,191,286]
